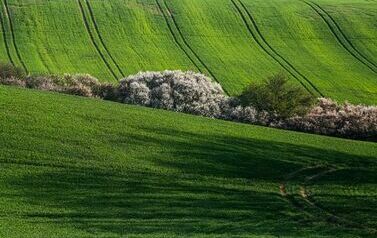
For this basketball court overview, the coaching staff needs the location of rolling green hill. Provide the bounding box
[0,85,376,237]
[0,0,376,103]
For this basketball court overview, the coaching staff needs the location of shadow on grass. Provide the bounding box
[6,126,377,237]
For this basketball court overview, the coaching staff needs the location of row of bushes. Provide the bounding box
[1,63,376,141]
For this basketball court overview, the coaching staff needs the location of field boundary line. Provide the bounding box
[305,1,377,74]
[232,0,323,97]
[85,0,125,78]
[2,0,28,73]
[77,0,118,81]
[156,0,229,95]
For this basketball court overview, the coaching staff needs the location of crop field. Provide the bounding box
[0,85,376,237]
[0,0,376,236]
[0,0,376,103]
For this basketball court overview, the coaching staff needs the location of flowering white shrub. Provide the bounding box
[285,98,377,139]
[0,68,375,140]
[0,77,26,87]
[118,71,227,118]
[25,74,102,97]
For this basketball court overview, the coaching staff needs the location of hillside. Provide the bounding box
[0,85,376,237]
[0,0,376,104]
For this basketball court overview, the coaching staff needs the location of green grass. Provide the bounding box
[0,0,376,103]
[0,85,376,237]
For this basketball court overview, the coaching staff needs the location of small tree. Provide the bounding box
[239,73,315,118]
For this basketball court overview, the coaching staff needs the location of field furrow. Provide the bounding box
[77,0,119,80]
[167,0,293,95]
[306,1,377,74]
[154,0,205,75]
[240,0,377,104]
[0,2,12,64]
[159,0,227,93]
[86,0,197,78]
[0,0,375,103]
[232,0,322,97]
[314,0,377,68]
[86,0,125,78]
[1,0,27,73]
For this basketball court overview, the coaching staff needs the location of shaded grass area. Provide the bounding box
[0,85,376,237]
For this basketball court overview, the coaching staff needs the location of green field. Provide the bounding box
[0,0,377,236]
[0,85,376,237]
[0,0,376,103]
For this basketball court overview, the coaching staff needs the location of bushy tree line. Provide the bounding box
[1,62,375,140]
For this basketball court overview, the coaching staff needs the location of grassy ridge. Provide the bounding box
[0,85,376,237]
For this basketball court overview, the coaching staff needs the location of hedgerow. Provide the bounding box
[0,63,375,140]
[284,98,377,140]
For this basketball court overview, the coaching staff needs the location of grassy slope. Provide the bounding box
[0,0,376,102]
[241,0,377,104]
[0,85,376,237]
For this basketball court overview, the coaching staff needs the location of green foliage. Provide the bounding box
[0,62,25,80]
[239,73,316,118]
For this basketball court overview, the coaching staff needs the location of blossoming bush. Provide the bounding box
[118,71,228,118]
[0,63,375,140]
[285,98,377,140]
[25,74,103,97]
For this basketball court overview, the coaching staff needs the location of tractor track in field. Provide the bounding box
[231,0,323,97]
[85,0,125,78]
[155,0,201,73]
[77,0,118,81]
[156,0,229,95]
[0,2,13,65]
[305,1,377,75]
[2,0,28,73]
[280,166,377,233]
